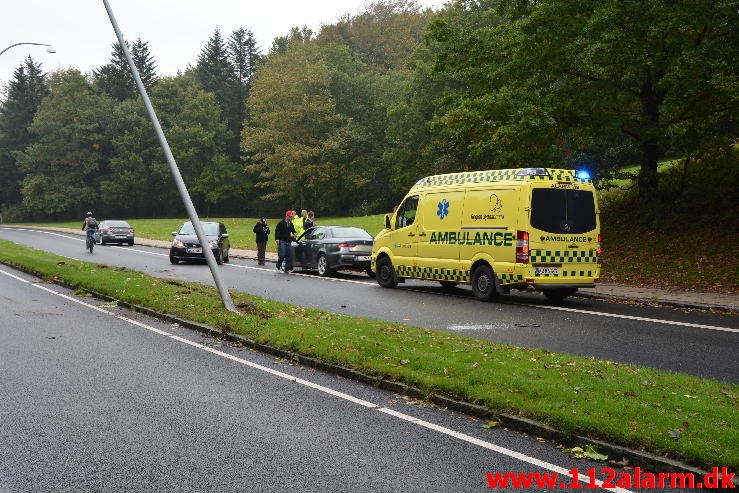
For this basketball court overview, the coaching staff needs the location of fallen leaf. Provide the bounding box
[668,429,682,440]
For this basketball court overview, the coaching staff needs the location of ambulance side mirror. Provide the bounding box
[385,213,392,230]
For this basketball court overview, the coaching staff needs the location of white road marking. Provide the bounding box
[379,407,631,493]
[522,303,739,334]
[2,227,734,333]
[0,265,630,492]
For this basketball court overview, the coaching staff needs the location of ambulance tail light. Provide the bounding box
[516,230,529,263]
[597,234,603,255]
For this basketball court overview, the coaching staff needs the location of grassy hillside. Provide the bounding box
[598,153,738,294]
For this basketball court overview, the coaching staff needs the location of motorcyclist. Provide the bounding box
[82,211,98,249]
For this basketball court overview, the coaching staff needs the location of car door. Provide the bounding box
[300,227,325,267]
[219,223,230,255]
[391,195,421,272]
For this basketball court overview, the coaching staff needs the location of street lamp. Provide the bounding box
[0,42,56,58]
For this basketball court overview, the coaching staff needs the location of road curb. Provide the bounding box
[2,258,725,485]
[573,291,738,314]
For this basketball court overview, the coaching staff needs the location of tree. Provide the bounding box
[131,38,158,89]
[427,0,738,196]
[15,70,115,219]
[104,74,244,217]
[93,38,157,101]
[197,29,241,161]
[0,57,48,210]
[269,26,314,56]
[228,27,261,87]
[244,42,375,214]
[319,0,434,73]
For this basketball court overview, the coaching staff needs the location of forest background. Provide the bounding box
[0,0,736,292]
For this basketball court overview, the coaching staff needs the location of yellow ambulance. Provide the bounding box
[371,168,602,302]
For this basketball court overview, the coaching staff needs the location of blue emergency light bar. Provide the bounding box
[575,170,591,181]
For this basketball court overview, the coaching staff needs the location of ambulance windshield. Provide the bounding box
[530,189,595,234]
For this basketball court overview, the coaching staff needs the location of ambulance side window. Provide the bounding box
[397,195,419,228]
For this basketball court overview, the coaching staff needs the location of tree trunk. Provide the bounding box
[637,69,665,198]
[638,141,660,197]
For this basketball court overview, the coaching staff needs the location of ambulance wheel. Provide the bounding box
[471,264,498,301]
[542,288,576,303]
[376,257,397,288]
[439,281,459,289]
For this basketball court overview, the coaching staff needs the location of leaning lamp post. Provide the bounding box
[0,42,56,57]
[101,0,237,313]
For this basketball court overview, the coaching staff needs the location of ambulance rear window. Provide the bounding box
[530,189,596,234]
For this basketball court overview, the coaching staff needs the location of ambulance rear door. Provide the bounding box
[527,183,599,282]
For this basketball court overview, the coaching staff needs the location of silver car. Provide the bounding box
[94,220,134,246]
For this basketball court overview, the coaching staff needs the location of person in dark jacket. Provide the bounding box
[252,217,270,265]
[304,210,315,230]
[275,211,297,273]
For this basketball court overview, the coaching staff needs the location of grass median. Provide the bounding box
[0,238,736,470]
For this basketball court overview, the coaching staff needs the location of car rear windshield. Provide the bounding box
[107,221,130,227]
[530,188,596,234]
[179,222,220,235]
[331,227,372,239]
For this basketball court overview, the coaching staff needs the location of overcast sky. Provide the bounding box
[1,0,448,87]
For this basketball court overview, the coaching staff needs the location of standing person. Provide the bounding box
[81,211,98,250]
[275,211,296,273]
[304,210,315,230]
[293,209,306,239]
[252,217,270,265]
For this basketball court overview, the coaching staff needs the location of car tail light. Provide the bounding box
[339,243,356,248]
[105,228,114,233]
[516,230,529,263]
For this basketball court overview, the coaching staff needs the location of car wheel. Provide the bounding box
[317,253,332,277]
[471,264,498,301]
[128,241,134,246]
[223,250,229,263]
[439,281,459,289]
[170,255,179,264]
[215,248,223,265]
[376,256,397,288]
[542,288,576,303]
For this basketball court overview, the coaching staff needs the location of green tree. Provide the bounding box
[319,0,435,73]
[0,56,48,210]
[104,74,243,217]
[228,27,261,87]
[131,38,157,89]
[197,29,242,161]
[427,0,738,196]
[93,38,157,101]
[16,70,115,219]
[244,42,375,214]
